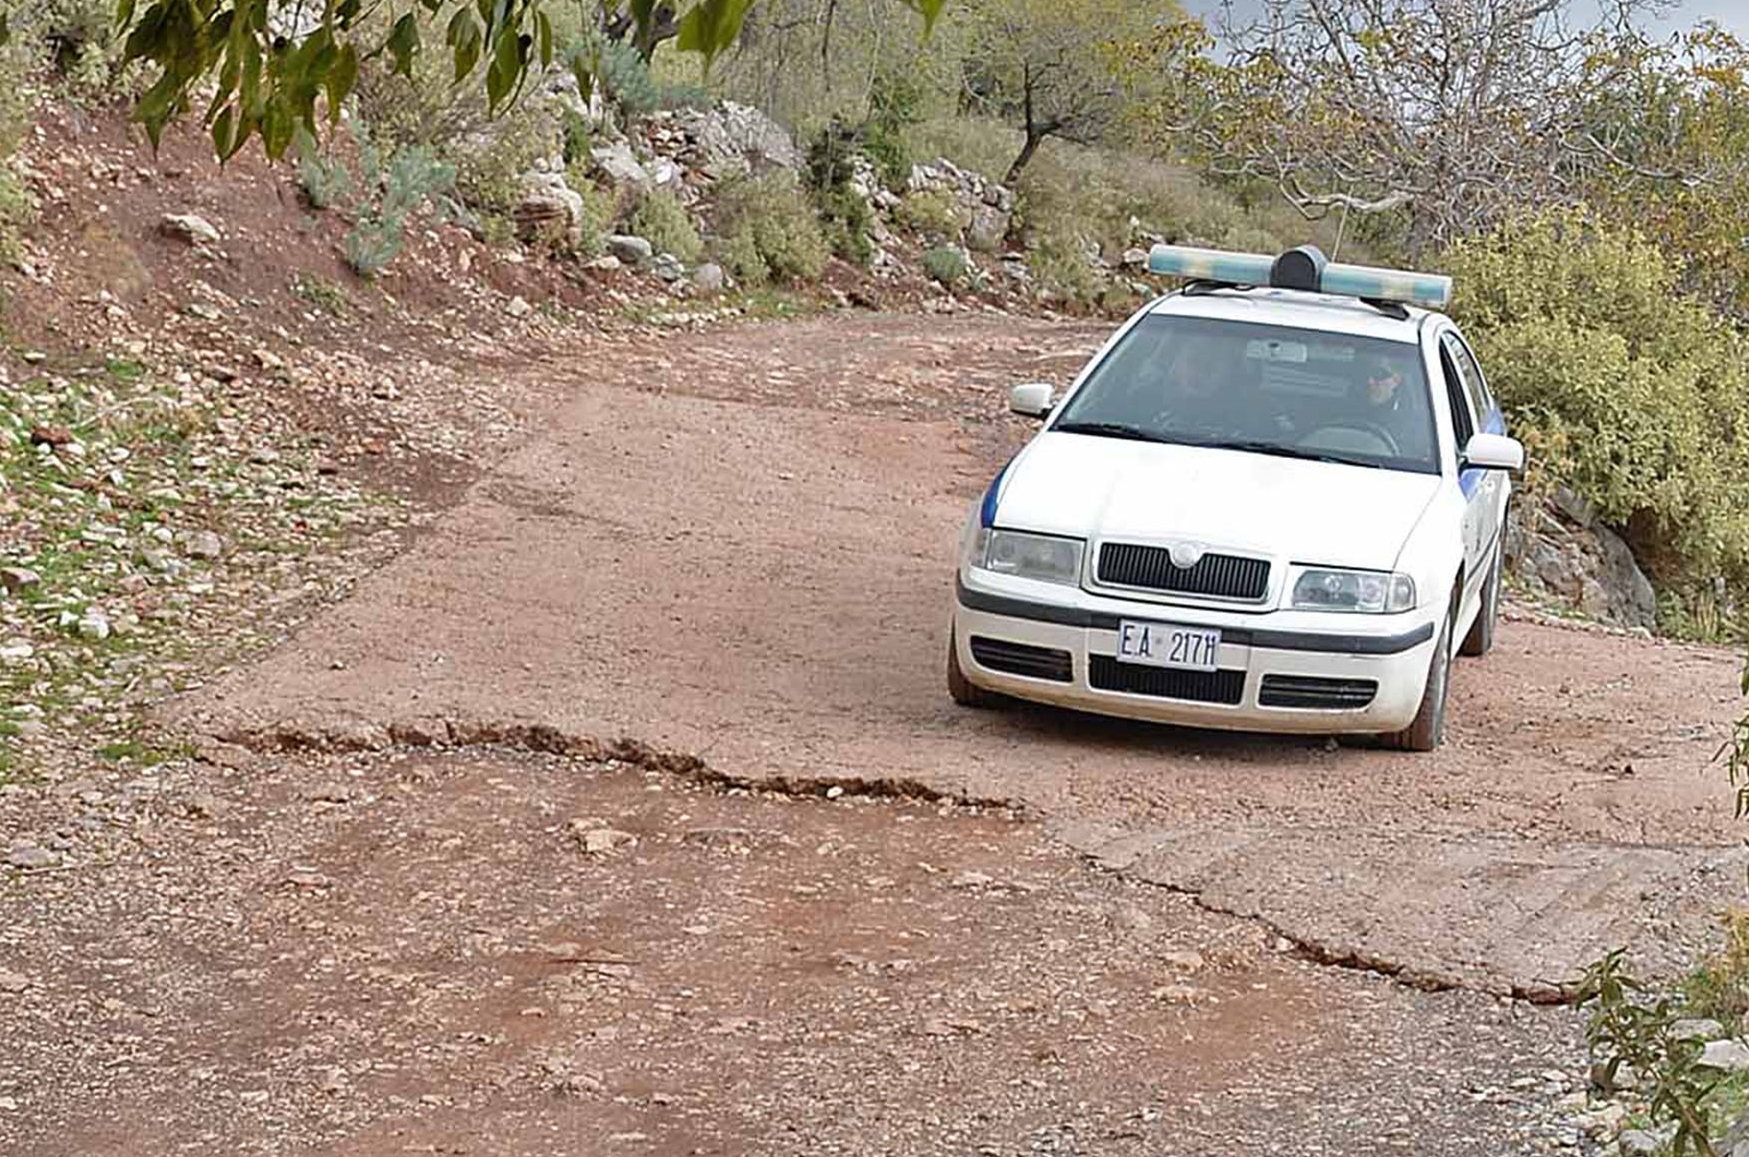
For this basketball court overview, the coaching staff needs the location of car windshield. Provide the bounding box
[1050,313,1439,474]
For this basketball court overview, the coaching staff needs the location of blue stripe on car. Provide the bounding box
[979,459,1013,528]
[1459,407,1506,498]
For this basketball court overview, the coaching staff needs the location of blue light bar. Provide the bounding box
[1319,260,1452,310]
[1147,243,1453,311]
[1146,244,1275,286]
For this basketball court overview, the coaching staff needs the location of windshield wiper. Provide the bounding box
[1186,438,1385,469]
[1051,420,1178,445]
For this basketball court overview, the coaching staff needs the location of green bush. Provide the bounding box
[923,246,968,285]
[897,188,969,240]
[1444,207,1749,609]
[0,166,36,262]
[804,119,875,265]
[713,171,828,285]
[864,70,923,190]
[452,110,557,216]
[629,190,704,264]
[1027,231,1099,302]
[297,121,454,278]
[569,171,615,259]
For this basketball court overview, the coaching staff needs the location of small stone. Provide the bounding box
[6,846,56,870]
[161,213,221,245]
[29,424,73,447]
[0,640,33,663]
[252,348,286,371]
[77,611,111,640]
[183,530,223,559]
[949,870,994,889]
[585,255,623,273]
[1619,1128,1670,1157]
[1700,1039,1749,1071]
[0,968,30,993]
[0,567,40,594]
[579,827,637,855]
[1161,949,1205,971]
[1672,1017,1725,1041]
[506,295,533,318]
[237,1089,269,1105]
[651,253,685,282]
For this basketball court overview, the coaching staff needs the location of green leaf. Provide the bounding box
[0,13,10,50]
[386,13,420,77]
[676,0,757,71]
[211,106,239,162]
[536,10,553,68]
[326,43,359,122]
[446,7,483,83]
[899,0,948,34]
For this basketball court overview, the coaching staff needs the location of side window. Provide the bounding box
[1438,344,1476,449]
[1443,332,1494,430]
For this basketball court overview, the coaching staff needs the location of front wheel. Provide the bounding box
[947,629,999,708]
[1384,609,1453,752]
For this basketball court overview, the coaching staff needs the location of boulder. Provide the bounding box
[513,169,585,245]
[607,235,653,266]
[1504,497,1659,630]
[651,253,686,282]
[692,263,724,294]
[968,207,1010,254]
[592,141,651,192]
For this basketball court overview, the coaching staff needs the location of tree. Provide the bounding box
[1129,0,1744,259]
[958,0,1188,185]
[6,0,948,165]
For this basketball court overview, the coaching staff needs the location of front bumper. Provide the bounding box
[952,573,1439,735]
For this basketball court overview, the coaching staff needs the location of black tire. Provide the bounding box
[1385,606,1453,752]
[1460,542,1502,657]
[947,629,999,708]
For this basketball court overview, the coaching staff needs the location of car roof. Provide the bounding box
[1146,286,1435,345]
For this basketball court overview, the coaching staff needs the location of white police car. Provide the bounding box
[948,243,1523,751]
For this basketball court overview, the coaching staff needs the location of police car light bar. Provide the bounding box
[1147,243,1452,311]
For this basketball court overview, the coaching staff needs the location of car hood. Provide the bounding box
[993,432,1440,570]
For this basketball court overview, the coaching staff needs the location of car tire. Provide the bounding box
[1459,542,1502,657]
[1385,606,1453,753]
[947,629,999,708]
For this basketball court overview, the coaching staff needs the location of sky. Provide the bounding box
[1175,0,1749,39]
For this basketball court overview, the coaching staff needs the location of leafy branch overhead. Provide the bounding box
[106,0,950,162]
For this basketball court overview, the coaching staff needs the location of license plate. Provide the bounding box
[1115,620,1222,672]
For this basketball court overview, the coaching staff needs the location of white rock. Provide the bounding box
[161,213,221,245]
[506,295,533,318]
[1700,1039,1749,1071]
[183,530,223,559]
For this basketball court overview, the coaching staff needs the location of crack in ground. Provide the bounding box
[201,716,1583,1004]
[202,717,1027,811]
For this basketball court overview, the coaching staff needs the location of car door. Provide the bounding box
[1436,332,1488,616]
[1442,330,1507,569]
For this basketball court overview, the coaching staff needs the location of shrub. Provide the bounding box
[713,171,828,286]
[452,110,557,216]
[297,121,454,278]
[1027,231,1099,302]
[897,188,969,240]
[629,190,704,264]
[864,70,923,190]
[0,166,36,262]
[923,246,968,285]
[1444,207,1749,611]
[804,120,875,265]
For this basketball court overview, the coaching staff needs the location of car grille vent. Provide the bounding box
[1096,543,1270,601]
[1258,675,1379,710]
[970,637,1073,683]
[1088,656,1245,705]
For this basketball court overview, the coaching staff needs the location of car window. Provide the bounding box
[1438,344,1477,448]
[1442,332,1493,430]
[1051,313,1439,474]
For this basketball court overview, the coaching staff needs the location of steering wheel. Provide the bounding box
[1299,420,1400,457]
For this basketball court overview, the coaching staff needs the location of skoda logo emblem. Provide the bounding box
[1169,541,1204,569]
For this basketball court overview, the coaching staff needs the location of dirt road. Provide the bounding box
[166,313,1747,994]
[8,312,1745,1155]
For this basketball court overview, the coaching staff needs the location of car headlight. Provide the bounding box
[1291,567,1417,613]
[969,529,1084,585]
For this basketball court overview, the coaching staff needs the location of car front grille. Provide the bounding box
[1258,675,1379,709]
[1096,543,1270,601]
[970,637,1073,683]
[1088,656,1245,705]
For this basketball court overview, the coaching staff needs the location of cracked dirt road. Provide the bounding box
[168,313,1748,996]
[15,312,1742,1157]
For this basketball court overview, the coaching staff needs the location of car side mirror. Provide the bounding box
[1009,382,1056,419]
[1461,432,1524,473]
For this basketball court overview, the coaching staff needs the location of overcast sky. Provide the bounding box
[1176,0,1749,38]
